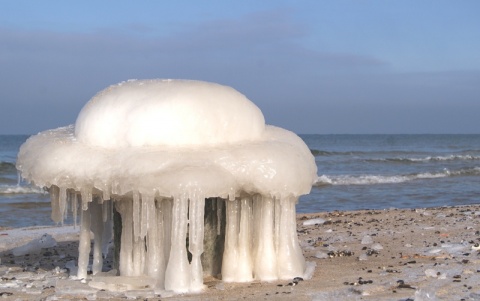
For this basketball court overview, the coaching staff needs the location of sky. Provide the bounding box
[1,0,479,135]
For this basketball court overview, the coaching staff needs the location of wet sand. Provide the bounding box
[1,205,479,300]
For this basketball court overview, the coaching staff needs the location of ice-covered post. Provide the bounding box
[16,79,317,294]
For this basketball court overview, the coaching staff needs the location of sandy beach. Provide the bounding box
[1,204,479,300]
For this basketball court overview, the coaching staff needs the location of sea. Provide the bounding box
[1,134,480,228]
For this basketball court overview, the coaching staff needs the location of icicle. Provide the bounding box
[188,194,205,291]
[59,187,67,224]
[228,190,236,201]
[140,195,150,239]
[50,185,61,223]
[77,201,92,279]
[274,197,281,253]
[72,192,78,228]
[164,195,190,293]
[80,187,92,211]
[252,195,262,263]
[132,232,145,276]
[162,198,173,265]
[216,198,223,236]
[276,197,305,279]
[222,198,239,282]
[146,198,165,288]
[133,190,141,241]
[117,201,134,276]
[102,198,109,223]
[102,186,111,202]
[237,197,253,281]
[90,199,104,275]
[253,196,277,281]
[101,200,113,258]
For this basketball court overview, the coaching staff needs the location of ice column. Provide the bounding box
[222,197,254,282]
[276,197,305,278]
[253,196,277,280]
[222,199,240,282]
[188,194,206,291]
[77,200,92,279]
[164,196,190,292]
[90,200,104,275]
[145,197,165,288]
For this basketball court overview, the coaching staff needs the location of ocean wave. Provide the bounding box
[367,154,480,163]
[314,167,480,187]
[0,185,47,195]
[309,149,428,157]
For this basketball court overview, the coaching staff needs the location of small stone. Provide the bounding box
[361,235,373,244]
[424,269,438,278]
[359,254,368,261]
[314,251,329,259]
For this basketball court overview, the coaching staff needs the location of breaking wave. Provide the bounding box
[0,185,46,195]
[314,167,480,187]
[310,149,372,156]
[367,154,480,163]
[309,149,480,162]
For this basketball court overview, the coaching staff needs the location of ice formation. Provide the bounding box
[16,79,317,293]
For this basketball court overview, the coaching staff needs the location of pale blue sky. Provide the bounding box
[1,1,479,134]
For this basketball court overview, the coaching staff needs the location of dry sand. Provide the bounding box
[1,205,479,300]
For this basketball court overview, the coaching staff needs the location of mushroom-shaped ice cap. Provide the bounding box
[75,79,266,148]
[17,79,317,199]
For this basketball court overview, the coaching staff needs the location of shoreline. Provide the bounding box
[1,204,479,300]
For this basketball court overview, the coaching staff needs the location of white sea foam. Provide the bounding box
[370,154,480,163]
[314,167,480,187]
[0,185,46,195]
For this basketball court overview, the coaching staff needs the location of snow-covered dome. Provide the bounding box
[75,79,265,148]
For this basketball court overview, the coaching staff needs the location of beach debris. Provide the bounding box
[64,260,78,276]
[414,288,438,301]
[365,249,380,256]
[11,234,57,256]
[361,235,373,245]
[303,261,316,280]
[16,79,317,294]
[55,279,98,298]
[343,277,373,286]
[303,218,326,226]
[424,269,438,278]
[395,279,416,290]
[327,250,354,258]
[314,251,329,259]
[358,254,369,261]
[277,276,305,287]
[472,243,480,251]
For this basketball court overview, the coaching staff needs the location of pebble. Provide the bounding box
[424,269,438,278]
[327,250,355,258]
[358,254,369,261]
[361,235,373,244]
[315,251,329,259]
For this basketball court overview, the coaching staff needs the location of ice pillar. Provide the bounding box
[164,196,190,292]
